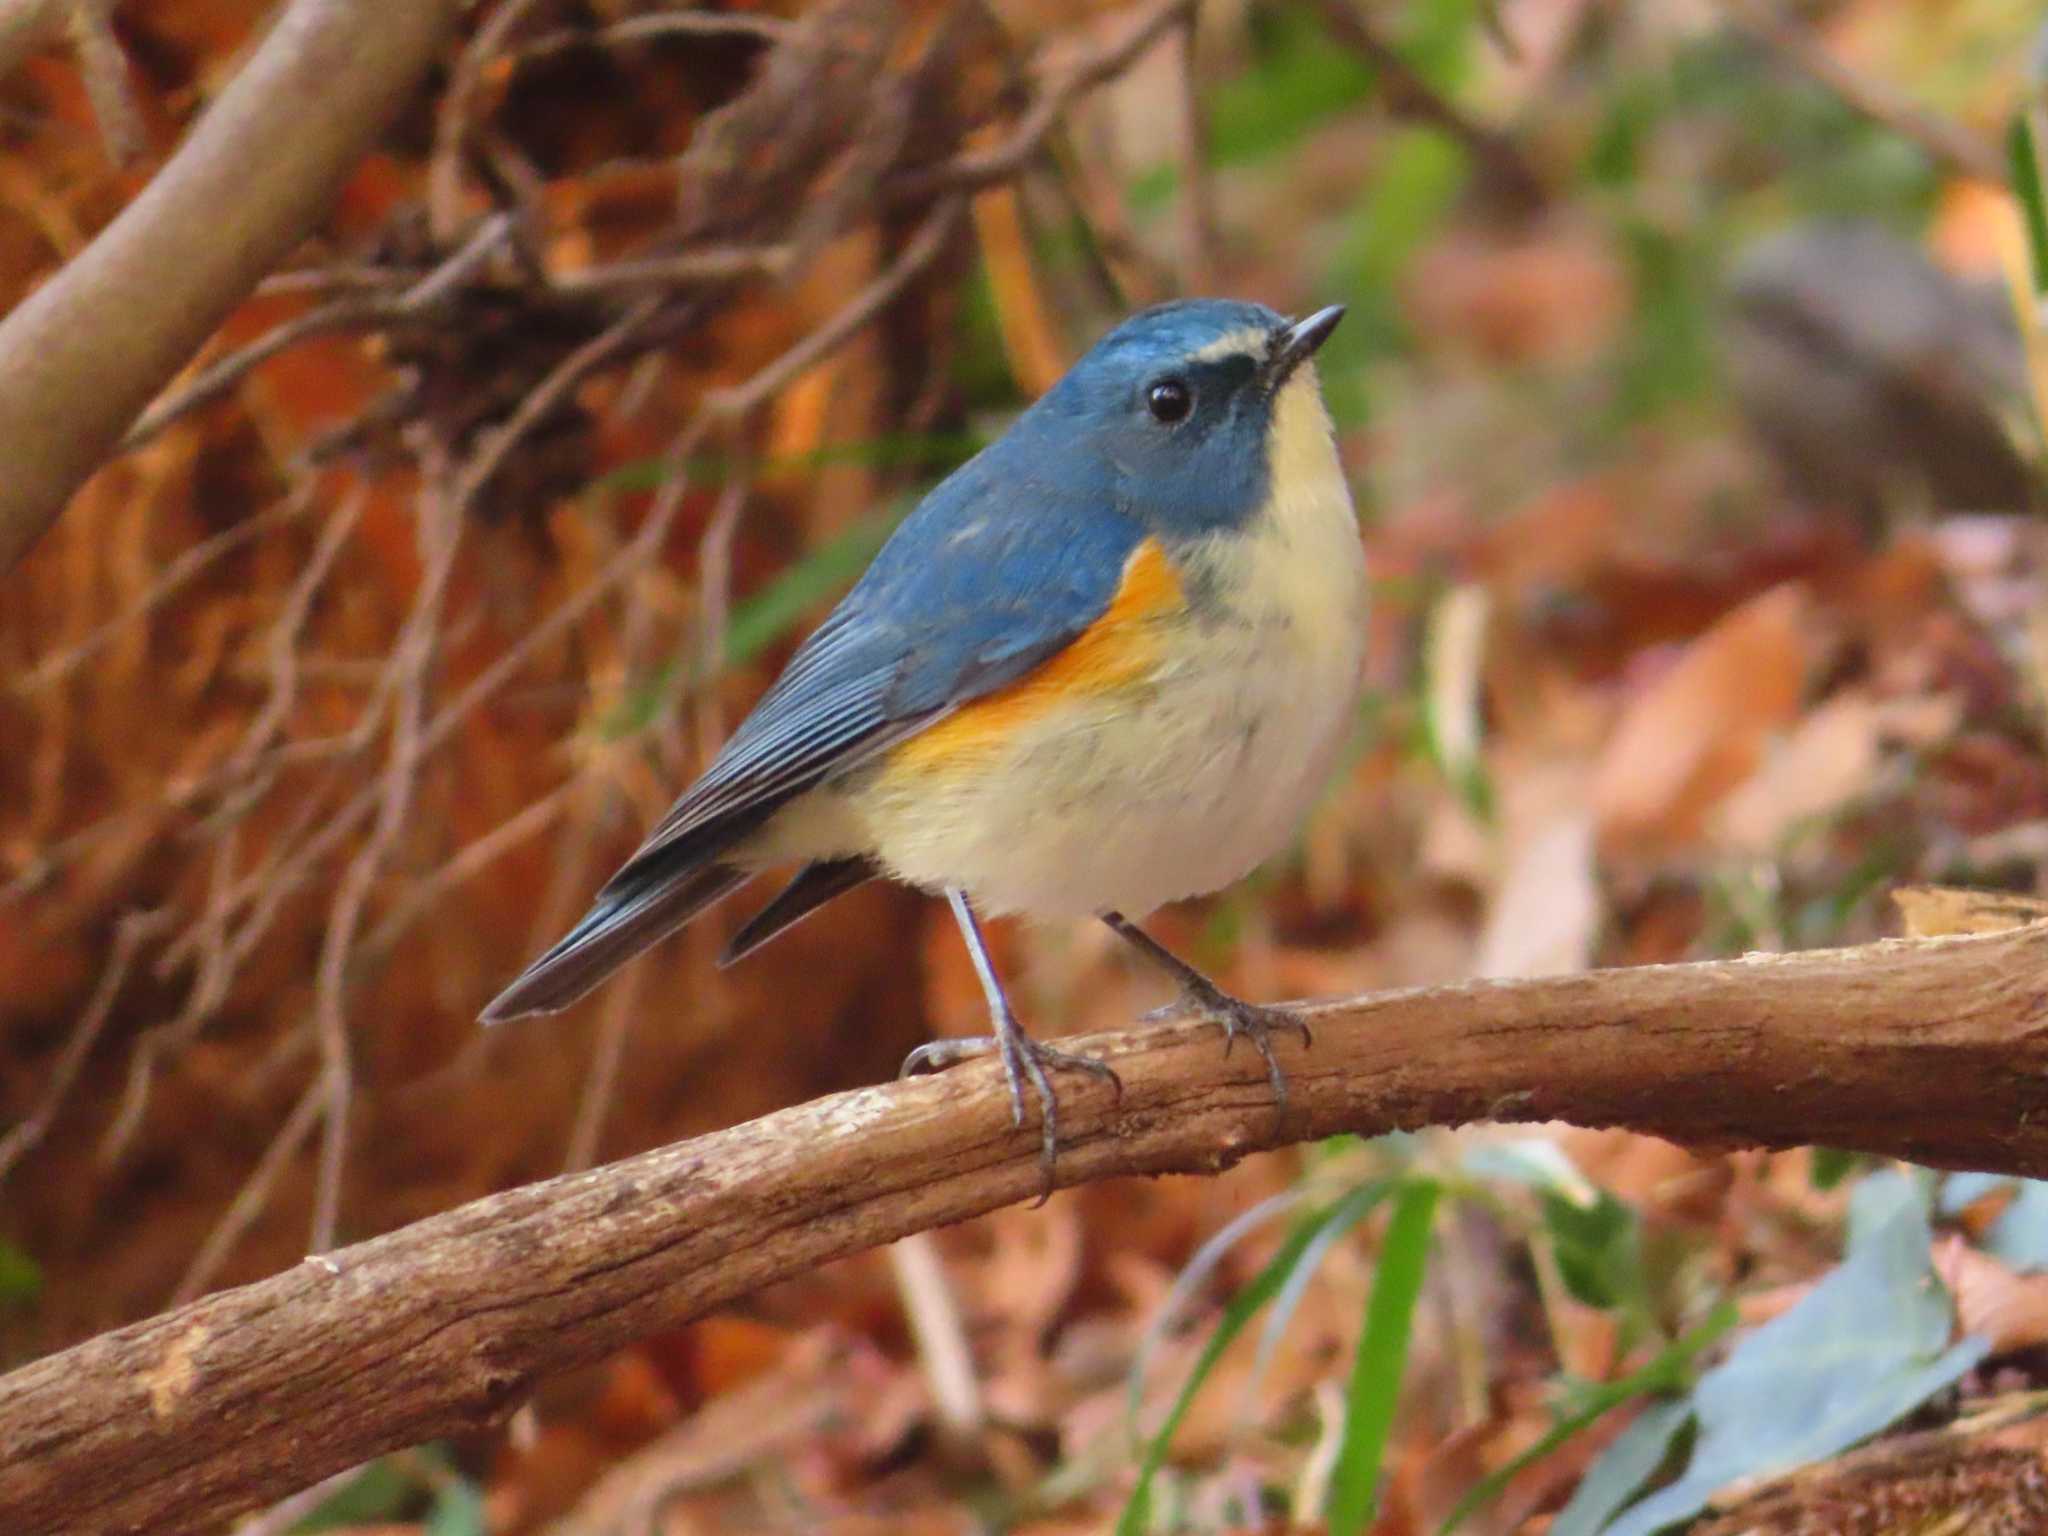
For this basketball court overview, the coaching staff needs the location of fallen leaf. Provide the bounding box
[1710,691,1881,855]
[1593,584,1817,857]
[1932,1235,2048,1357]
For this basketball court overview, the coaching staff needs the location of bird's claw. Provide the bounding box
[1156,985,1311,1120]
[901,1030,1121,1202]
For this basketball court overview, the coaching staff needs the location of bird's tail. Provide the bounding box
[480,861,748,1023]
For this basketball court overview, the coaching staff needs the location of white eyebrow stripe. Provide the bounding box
[1184,325,1271,364]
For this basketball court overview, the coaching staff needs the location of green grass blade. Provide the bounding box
[1326,1179,1440,1535]
[2010,115,2048,296]
[1118,1185,1386,1536]
[591,431,986,496]
[1434,1300,1736,1536]
[1126,1188,1310,1444]
[720,509,901,669]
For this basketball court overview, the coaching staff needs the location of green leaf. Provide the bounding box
[425,1477,487,1536]
[1436,1305,1735,1536]
[1462,1138,1646,1316]
[1845,1167,1931,1246]
[1943,1172,2048,1271]
[1205,9,1375,168]
[294,1460,415,1531]
[1119,1185,1388,1535]
[1600,1202,1988,1536]
[1808,1147,1859,1191]
[1548,1399,1691,1536]
[1327,1180,1440,1535]
[1545,1190,1644,1313]
[0,1241,41,1306]
[2010,115,2048,296]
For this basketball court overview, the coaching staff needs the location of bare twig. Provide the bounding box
[429,0,547,241]
[553,245,795,293]
[122,214,516,452]
[358,782,577,967]
[157,417,714,1002]
[0,910,166,1188]
[306,456,463,1253]
[11,924,2048,1535]
[171,1074,325,1306]
[16,492,315,692]
[220,483,369,788]
[515,10,798,66]
[1172,15,1221,290]
[0,0,460,573]
[691,472,749,752]
[65,0,142,164]
[703,200,966,420]
[455,294,669,507]
[886,0,1197,205]
[1723,0,2006,182]
[563,962,645,1175]
[889,1232,986,1449]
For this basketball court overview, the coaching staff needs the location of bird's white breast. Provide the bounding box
[814,365,1366,919]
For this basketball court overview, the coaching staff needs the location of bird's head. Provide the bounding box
[1028,298,1347,537]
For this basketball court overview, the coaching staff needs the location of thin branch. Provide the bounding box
[890,1232,986,1449]
[171,1074,325,1307]
[0,0,461,573]
[0,909,166,1188]
[563,963,645,1174]
[305,461,462,1253]
[429,0,546,241]
[1723,0,2006,183]
[1171,14,1221,290]
[703,199,965,420]
[122,214,516,452]
[514,10,798,65]
[884,0,1197,206]
[65,0,142,165]
[9,924,2048,1535]
[454,293,669,508]
[15,491,315,692]
[552,244,795,294]
[357,782,577,967]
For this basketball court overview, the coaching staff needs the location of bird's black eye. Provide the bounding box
[1146,377,1192,424]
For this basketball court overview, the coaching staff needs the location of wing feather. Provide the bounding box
[485,415,1151,1018]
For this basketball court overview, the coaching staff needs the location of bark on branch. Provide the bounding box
[8,925,2048,1534]
[0,0,459,574]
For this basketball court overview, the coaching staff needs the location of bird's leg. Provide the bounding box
[1101,911,1312,1116]
[901,889,1121,1192]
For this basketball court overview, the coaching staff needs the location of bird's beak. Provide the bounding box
[1267,304,1346,388]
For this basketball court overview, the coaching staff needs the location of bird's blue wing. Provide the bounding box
[598,443,1146,892]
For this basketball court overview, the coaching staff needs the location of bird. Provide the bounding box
[483,298,1367,1183]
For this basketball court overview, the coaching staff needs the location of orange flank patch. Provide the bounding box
[887,537,1185,773]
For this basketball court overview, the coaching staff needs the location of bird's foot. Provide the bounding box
[902,1029,1122,1199]
[1143,981,1312,1117]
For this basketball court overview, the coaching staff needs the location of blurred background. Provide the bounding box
[5,0,2048,1531]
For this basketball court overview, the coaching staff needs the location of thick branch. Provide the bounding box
[0,0,459,574]
[7,926,2048,1534]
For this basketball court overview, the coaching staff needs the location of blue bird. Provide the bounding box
[483,299,1365,1180]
